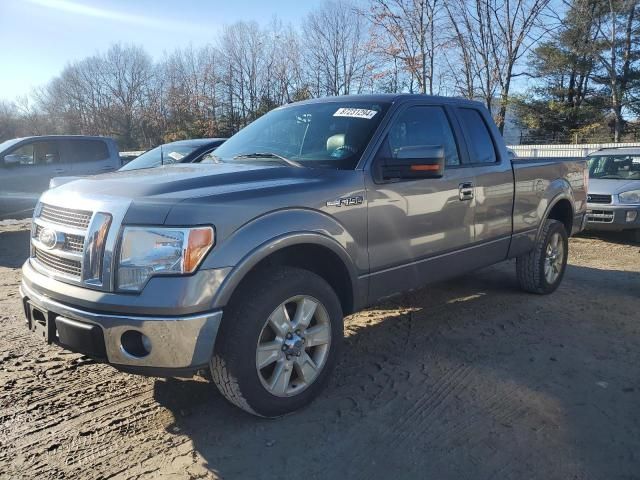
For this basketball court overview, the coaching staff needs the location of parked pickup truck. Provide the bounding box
[20,95,588,417]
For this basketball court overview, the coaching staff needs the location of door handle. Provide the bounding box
[54,168,66,174]
[459,182,474,201]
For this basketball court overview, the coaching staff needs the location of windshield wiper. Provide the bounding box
[233,152,303,168]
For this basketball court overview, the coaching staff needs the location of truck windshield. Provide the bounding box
[588,155,640,180]
[0,137,24,153]
[212,101,391,170]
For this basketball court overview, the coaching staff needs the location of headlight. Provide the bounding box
[619,190,640,204]
[117,226,214,291]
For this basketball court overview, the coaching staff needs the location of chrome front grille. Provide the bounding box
[587,209,614,223]
[34,248,82,277]
[31,203,93,280]
[40,204,92,229]
[31,192,128,291]
[64,234,85,253]
[34,224,85,253]
[587,194,612,204]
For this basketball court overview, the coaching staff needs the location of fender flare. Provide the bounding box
[535,190,574,243]
[210,231,360,310]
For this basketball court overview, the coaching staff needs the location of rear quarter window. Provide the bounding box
[457,108,497,164]
[65,140,110,163]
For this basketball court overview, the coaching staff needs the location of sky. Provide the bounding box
[0,0,324,101]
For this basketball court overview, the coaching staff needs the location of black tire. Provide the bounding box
[516,219,568,294]
[210,266,343,417]
[632,229,640,244]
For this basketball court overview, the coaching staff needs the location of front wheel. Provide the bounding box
[210,266,343,417]
[516,219,569,294]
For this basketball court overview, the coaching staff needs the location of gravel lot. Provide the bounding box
[1,220,639,480]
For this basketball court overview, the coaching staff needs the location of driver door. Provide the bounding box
[365,104,476,301]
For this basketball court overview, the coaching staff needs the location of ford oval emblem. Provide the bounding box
[39,227,58,250]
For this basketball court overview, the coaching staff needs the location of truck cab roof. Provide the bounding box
[291,93,485,109]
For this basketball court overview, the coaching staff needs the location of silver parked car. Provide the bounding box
[585,147,640,241]
[0,135,120,219]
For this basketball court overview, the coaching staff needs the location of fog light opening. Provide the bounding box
[121,330,151,358]
[626,211,638,223]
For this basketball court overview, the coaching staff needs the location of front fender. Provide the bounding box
[203,208,364,309]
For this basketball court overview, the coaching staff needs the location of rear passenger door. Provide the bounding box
[63,139,115,176]
[454,107,514,258]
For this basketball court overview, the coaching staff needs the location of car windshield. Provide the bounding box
[119,143,201,171]
[212,101,391,170]
[0,138,24,153]
[588,154,640,180]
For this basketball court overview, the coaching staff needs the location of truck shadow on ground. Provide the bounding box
[576,229,639,246]
[0,229,31,268]
[153,262,640,480]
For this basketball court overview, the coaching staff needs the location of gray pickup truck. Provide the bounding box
[20,95,587,417]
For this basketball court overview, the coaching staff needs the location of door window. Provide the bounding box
[387,106,460,166]
[65,140,110,163]
[34,142,61,165]
[3,143,35,167]
[457,108,497,163]
[2,141,60,167]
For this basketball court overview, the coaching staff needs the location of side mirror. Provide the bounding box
[3,154,21,166]
[382,145,445,180]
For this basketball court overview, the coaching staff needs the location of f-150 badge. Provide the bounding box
[326,196,364,207]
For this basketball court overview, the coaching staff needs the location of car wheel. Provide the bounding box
[516,219,569,294]
[210,266,343,417]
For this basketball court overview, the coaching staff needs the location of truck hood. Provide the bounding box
[41,161,361,236]
[589,178,640,195]
[50,163,322,201]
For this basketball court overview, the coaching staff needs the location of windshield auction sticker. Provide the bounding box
[333,108,378,119]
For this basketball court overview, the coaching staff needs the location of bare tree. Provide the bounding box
[304,1,374,96]
[445,0,553,133]
[595,0,638,141]
[366,0,443,94]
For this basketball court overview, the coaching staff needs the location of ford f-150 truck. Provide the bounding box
[20,95,588,417]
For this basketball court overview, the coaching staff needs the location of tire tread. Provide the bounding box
[210,266,342,417]
[516,219,565,294]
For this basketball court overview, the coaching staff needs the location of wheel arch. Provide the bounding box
[211,233,360,316]
[538,193,574,241]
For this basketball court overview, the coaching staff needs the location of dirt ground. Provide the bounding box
[0,220,639,480]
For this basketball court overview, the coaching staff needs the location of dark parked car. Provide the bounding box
[119,138,227,171]
[0,135,120,219]
[49,138,227,189]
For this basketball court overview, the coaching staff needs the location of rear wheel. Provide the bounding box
[210,266,343,417]
[516,219,568,294]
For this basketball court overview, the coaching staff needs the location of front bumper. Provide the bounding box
[585,203,640,231]
[20,270,223,376]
